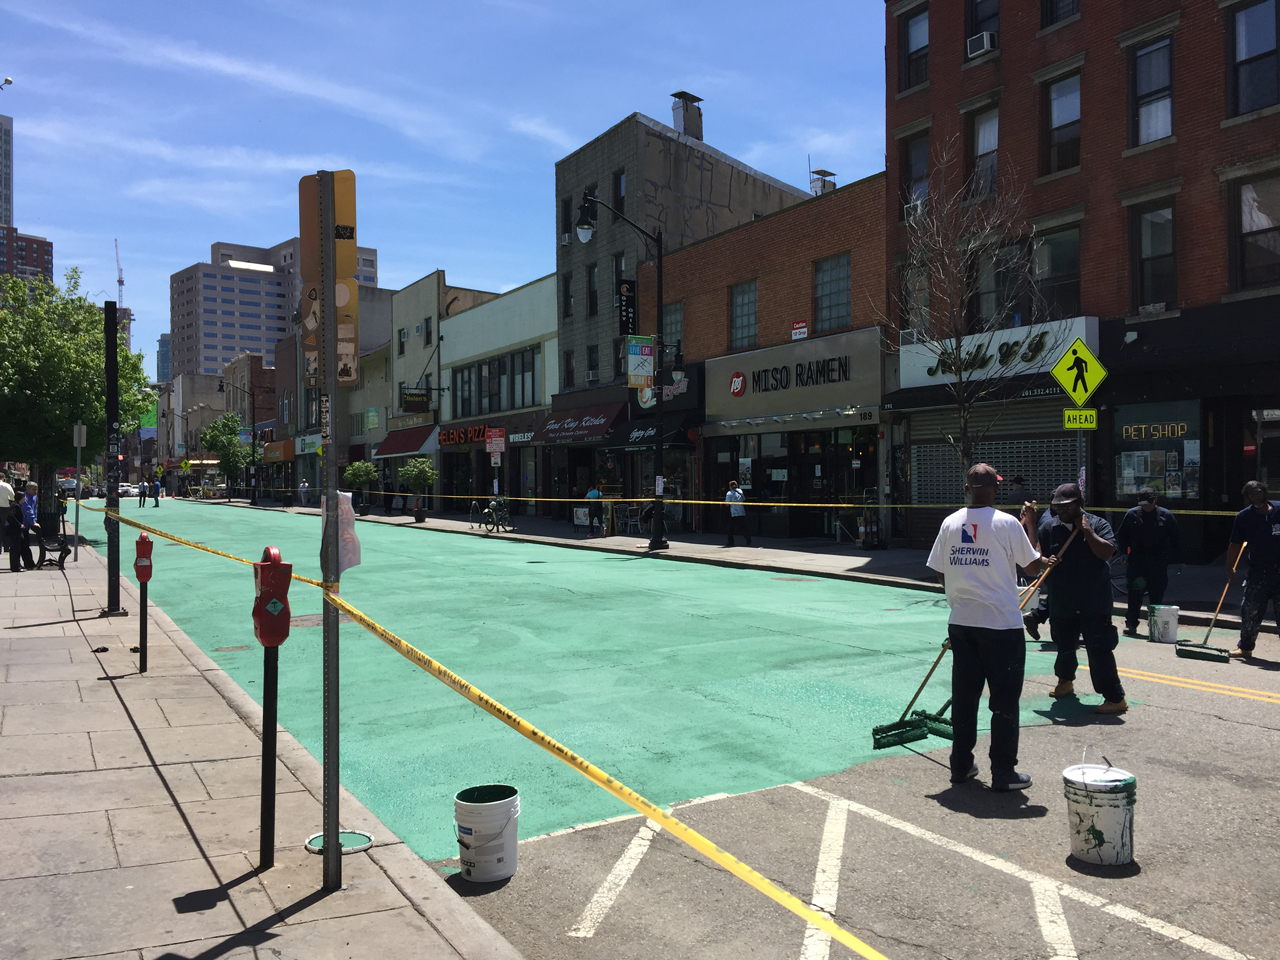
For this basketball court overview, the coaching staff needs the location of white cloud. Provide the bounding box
[508,115,577,152]
[125,178,274,214]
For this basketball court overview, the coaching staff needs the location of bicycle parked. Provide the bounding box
[470,495,514,534]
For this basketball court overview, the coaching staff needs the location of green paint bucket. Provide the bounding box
[1063,763,1136,865]
[455,784,520,882]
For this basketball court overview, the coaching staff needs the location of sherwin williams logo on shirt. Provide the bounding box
[960,524,978,543]
[949,540,990,566]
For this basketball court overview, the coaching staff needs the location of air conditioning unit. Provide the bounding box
[966,32,997,58]
[586,372,600,384]
[560,233,571,246]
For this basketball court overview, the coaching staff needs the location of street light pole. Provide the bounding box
[575,193,676,551]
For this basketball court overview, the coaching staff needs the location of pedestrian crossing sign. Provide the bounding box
[1051,338,1107,407]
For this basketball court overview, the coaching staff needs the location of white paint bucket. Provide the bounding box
[1063,764,1136,865]
[1148,605,1179,643]
[455,784,520,882]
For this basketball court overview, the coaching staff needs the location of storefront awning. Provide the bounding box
[532,404,625,444]
[263,440,295,462]
[373,424,437,459]
[602,416,697,449]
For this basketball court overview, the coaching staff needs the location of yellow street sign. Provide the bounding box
[1050,337,1107,407]
[1064,408,1097,430]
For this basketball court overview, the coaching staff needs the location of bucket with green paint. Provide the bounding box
[1063,764,1136,865]
[455,784,520,882]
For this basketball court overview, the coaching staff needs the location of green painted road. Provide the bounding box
[91,500,1065,861]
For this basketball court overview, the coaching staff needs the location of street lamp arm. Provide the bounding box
[581,193,659,247]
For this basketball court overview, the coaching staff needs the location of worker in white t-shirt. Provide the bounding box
[927,463,1041,791]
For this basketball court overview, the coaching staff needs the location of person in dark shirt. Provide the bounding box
[1227,480,1280,660]
[1116,486,1180,637]
[1039,483,1128,714]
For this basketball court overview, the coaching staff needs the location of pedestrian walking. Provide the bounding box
[586,482,604,537]
[152,478,161,507]
[0,471,14,560]
[1116,486,1180,637]
[724,480,750,547]
[298,479,309,506]
[927,463,1042,790]
[383,477,394,514]
[1227,480,1280,660]
[1040,483,1128,714]
[16,483,39,570]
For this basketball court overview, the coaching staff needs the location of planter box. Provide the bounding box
[413,508,427,523]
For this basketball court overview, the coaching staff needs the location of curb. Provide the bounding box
[83,542,524,960]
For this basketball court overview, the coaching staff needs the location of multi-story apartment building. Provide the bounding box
[156,333,171,383]
[551,94,811,500]
[0,114,11,227]
[883,0,1280,556]
[168,238,378,378]
[0,225,53,281]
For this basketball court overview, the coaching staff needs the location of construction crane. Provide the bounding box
[114,239,124,307]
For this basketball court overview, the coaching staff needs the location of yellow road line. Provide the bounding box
[324,590,890,960]
[1114,666,1280,697]
[1079,664,1280,705]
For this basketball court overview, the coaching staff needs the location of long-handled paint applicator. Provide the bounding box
[871,639,950,750]
[1018,526,1079,612]
[1175,542,1244,664]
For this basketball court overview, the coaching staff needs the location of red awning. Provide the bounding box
[373,425,437,459]
[532,404,626,444]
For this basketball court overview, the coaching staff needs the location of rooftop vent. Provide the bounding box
[671,90,703,141]
[810,169,838,196]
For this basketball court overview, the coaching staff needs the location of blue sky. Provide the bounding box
[2,1,886,379]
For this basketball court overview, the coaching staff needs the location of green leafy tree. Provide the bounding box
[200,412,252,483]
[343,460,378,492]
[0,270,153,487]
[399,457,438,495]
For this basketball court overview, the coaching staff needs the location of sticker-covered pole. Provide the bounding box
[103,302,125,616]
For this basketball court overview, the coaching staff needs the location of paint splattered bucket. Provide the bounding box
[1063,764,1136,865]
[455,784,520,882]
[1148,605,1180,643]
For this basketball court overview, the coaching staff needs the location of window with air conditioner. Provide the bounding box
[1231,0,1279,117]
[900,6,929,91]
[967,0,998,58]
[1131,37,1172,145]
[587,344,599,380]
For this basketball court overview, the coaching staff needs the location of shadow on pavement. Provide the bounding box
[927,784,1050,820]
[1032,699,1128,728]
[445,873,513,897]
[1065,855,1142,879]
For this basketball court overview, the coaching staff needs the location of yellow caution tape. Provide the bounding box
[323,589,890,960]
[79,503,890,956]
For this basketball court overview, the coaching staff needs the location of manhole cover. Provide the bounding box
[214,645,251,652]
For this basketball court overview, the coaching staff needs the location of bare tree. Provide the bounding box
[889,134,1069,475]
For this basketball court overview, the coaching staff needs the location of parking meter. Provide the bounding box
[134,533,154,583]
[252,546,292,647]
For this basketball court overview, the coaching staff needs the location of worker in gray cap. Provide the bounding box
[1039,483,1128,714]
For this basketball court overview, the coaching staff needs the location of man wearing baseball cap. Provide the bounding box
[927,463,1042,790]
[1040,482,1128,714]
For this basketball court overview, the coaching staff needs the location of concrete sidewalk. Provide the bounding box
[0,549,522,960]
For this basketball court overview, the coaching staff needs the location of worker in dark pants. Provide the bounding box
[927,464,1042,790]
[1227,480,1280,660]
[1117,486,1180,637]
[1040,483,1128,715]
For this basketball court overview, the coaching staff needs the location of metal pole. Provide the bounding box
[250,385,259,506]
[318,170,343,890]
[649,232,668,551]
[259,644,278,871]
[139,582,148,674]
[103,302,125,616]
[74,422,82,563]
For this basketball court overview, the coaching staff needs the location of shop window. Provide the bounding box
[971,107,998,198]
[1231,0,1279,117]
[813,254,851,333]
[1042,0,1078,27]
[1238,175,1280,289]
[901,132,929,219]
[730,280,757,349]
[900,6,929,91]
[1113,400,1200,500]
[1035,228,1080,319]
[663,300,684,346]
[1045,74,1081,174]
[1131,37,1172,145]
[1133,204,1176,310]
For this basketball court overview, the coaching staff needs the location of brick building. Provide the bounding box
[0,225,52,281]
[883,0,1280,557]
[637,173,889,537]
